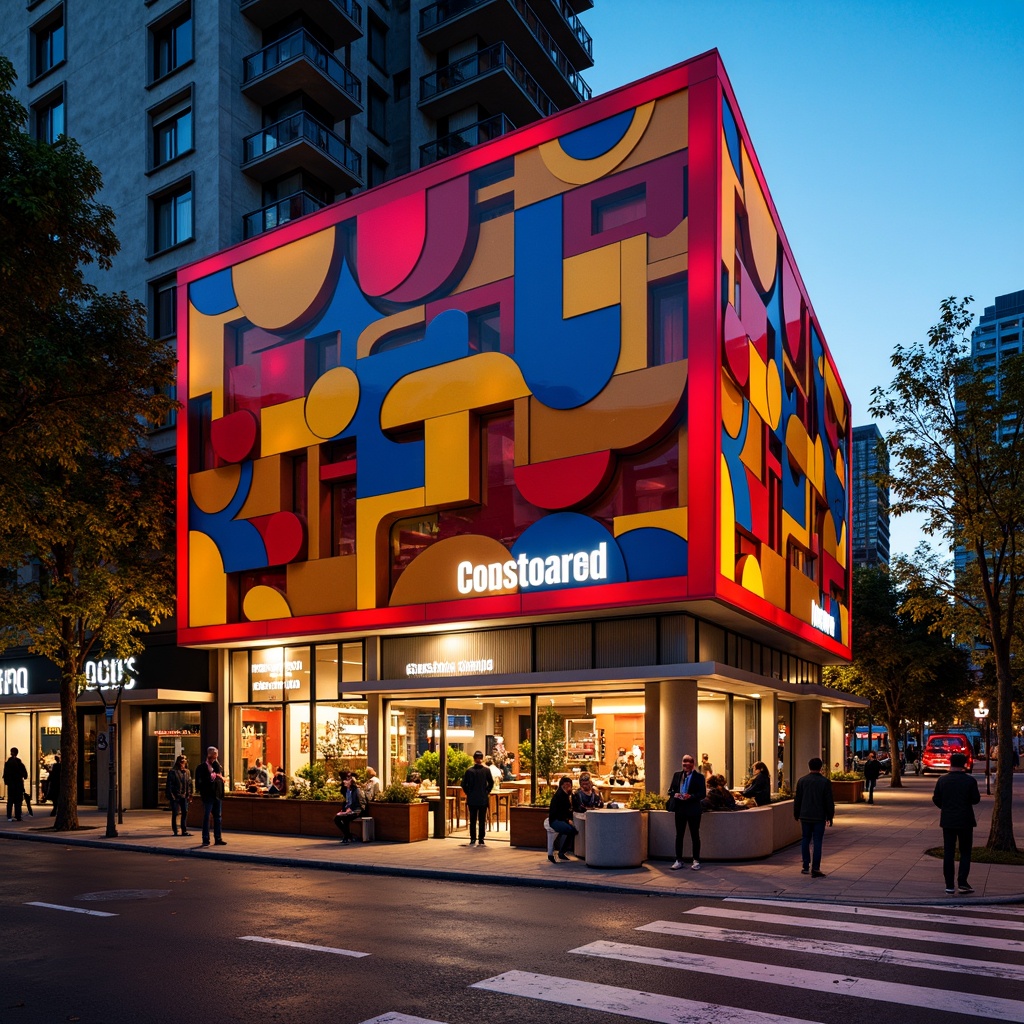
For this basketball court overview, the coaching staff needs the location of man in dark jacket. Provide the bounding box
[4,747,28,821]
[195,746,227,847]
[668,754,706,871]
[932,751,981,894]
[794,757,835,877]
[461,750,494,847]
[863,750,882,803]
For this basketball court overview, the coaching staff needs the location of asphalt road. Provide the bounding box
[2,845,1021,1024]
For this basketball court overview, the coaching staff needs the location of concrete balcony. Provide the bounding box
[419,113,516,166]
[243,190,328,238]
[419,43,557,125]
[243,29,362,122]
[242,113,362,193]
[240,0,363,48]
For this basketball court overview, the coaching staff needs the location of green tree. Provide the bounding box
[0,58,177,831]
[870,296,1023,851]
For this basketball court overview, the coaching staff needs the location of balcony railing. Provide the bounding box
[420,0,590,99]
[243,112,362,176]
[420,113,516,165]
[548,0,592,59]
[243,190,327,238]
[243,28,361,105]
[420,43,556,118]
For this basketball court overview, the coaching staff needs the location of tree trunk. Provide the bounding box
[53,670,80,831]
[986,642,1018,852]
[885,711,904,787]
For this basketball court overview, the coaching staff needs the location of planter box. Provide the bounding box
[770,800,801,849]
[585,808,647,868]
[367,800,429,843]
[648,806,774,861]
[510,804,550,848]
[831,779,864,803]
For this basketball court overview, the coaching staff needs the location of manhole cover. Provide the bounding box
[76,889,171,901]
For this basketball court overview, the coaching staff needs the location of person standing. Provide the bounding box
[932,751,981,895]
[863,751,882,804]
[4,748,28,822]
[165,754,193,836]
[668,753,706,871]
[794,757,835,878]
[195,746,227,847]
[461,749,494,846]
[46,753,61,817]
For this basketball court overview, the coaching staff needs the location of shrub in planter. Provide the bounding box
[290,761,342,801]
[626,789,666,811]
[378,781,418,803]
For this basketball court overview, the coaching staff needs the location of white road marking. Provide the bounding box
[688,906,1024,953]
[724,898,1024,932]
[239,935,369,957]
[26,902,116,917]
[923,904,1024,917]
[472,969,822,1024]
[572,941,1024,1021]
[357,1015,445,1024]
[639,920,1024,980]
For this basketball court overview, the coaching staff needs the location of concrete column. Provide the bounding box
[644,681,661,793]
[366,696,383,780]
[793,699,824,775]
[759,692,778,795]
[653,678,698,795]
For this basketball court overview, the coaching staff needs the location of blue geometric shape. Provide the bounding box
[722,98,742,184]
[722,401,752,531]
[188,461,268,572]
[559,110,635,161]
[189,269,237,316]
[511,513,627,591]
[306,253,384,367]
[513,196,620,409]
[618,527,688,581]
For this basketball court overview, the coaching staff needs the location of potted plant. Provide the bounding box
[367,781,429,842]
[828,766,865,803]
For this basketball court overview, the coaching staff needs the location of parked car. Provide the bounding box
[920,733,974,774]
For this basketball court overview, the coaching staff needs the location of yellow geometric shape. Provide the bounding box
[765,356,783,430]
[617,234,648,374]
[785,414,811,477]
[760,545,787,608]
[740,408,763,477]
[613,507,687,539]
[740,142,778,293]
[824,355,848,430]
[720,454,736,580]
[563,242,620,319]
[513,145,575,210]
[238,455,285,519]
[389,535,516,606]
[242,585,292,622]
[782,510,810,550]
[539,102,655,185]
[736,554,765,597]
[821,504,839,559]
[615,90,688,174]
[810,435,826,493]
[648,221,688,266]
[286,555,357,616]
[188,532,227,627]
[747,347,774,426]
[720,132,741,307]
[190,466,242,514]
[261,398,323,457]
[357,305,425,359]
[188,305,241,418]
[356,487,425,609]
[836,521,848,570]
[232,227,336,332]
[425,411,480,508]
[381,352,529,430]
[789,570,819,626]
[454,215,514,294]
[305,365,360,438]
[722,371,745,440]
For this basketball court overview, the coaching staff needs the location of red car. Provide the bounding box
[921,734,974,774]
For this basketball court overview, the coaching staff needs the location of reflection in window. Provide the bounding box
[152,9,193,80]
[32,7,65,80]
[649,276,686,365]
[152,184,193,252]
[152,97,193,168]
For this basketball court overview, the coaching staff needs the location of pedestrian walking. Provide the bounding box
[668,753,705,870]
[4,747,28,821]
[461,749,494,846]
[794,757,834,877]
[863,750,882,803]
[932,751,980,895]
[46,753,61,816]
[195,746,227,847]
[165,754,193,836]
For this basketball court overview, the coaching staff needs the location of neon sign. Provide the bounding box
[456,543,609,596]
[85,657,137,690]
[811,601,836,638]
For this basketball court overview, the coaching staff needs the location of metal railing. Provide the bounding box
[243,112,362,177]
[243,190,327,238]
[420,113,516,165]
[420,42,557,117]
[243,28,361,105]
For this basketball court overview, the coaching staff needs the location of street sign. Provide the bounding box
[96,733,108,750]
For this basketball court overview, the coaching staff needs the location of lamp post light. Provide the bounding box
[974,699,991,795]
[95,677,127,838]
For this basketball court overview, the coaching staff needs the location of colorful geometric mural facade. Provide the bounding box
[177,52,851,659]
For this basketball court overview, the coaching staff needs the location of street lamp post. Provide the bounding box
[974,699,991,795]
[96,679,127,838]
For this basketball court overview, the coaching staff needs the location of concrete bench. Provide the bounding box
[335,815,374,842]
[648,805,774,860]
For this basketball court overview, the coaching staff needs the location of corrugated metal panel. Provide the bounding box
[535,622,592,671]
[381,627,531,680]
[596,617,656,668]
[659,614,695,663]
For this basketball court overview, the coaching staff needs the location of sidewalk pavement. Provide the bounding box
[3,773,1022,905]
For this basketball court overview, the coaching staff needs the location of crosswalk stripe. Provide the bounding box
[924,905,1024,917]
[724,898,1024,932]
[571,941,1024,1021]
[471,970,820,1024]
[356,1015,445,1024]
[638,920,1024,981]
[26,901,117,917]
[239,935,369,957]
[688,906,1024,953]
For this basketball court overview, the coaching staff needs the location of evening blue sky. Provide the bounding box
[585,1,1024,557]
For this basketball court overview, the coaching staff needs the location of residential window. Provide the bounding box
[368,83,387,141]
[151,94,193,168]
[469,307,502,353]
[152,181,193,253]
[33,86,65,143]
[368,14,387,73]
[649,276,687,365]
[151,5,193,81]
[592,184,646,234]
[31,5,65,80]
[367,151,388,187]
[150,277,178,338]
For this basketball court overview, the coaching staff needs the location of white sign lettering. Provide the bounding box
[1,667,29,696]
[406,659,494,678]
[85,657,137,691]
[811,601,836,638]
[456,543,608,596]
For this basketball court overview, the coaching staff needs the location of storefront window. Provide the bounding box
[731,695,760,789]
[234,704,283,792]
[148,709,202,806]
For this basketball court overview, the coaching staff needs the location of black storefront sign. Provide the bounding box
[382,628,531,681]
